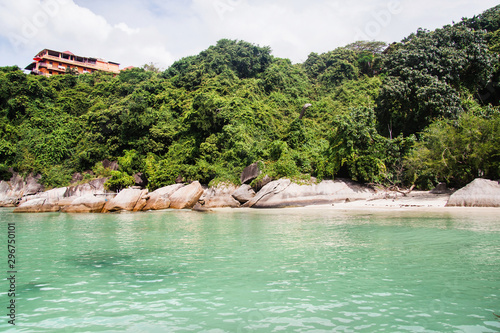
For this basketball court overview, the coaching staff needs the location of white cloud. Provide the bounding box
[114,23,140,35]
[0,0,498,69]
[0,0,175,68]
[187,0,393,60]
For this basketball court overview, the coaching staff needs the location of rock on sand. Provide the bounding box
[102,188,149,212]
[246,179,375,208]
[446,178,500,207]
[169,181,204,209]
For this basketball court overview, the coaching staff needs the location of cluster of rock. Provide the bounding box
[4,160,377,213]
[12,181,205,213]
[10,177,379,213]
[11,178,111,213]
[0,172,45,207]
[2,161,500,213]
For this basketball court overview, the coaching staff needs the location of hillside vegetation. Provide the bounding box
[1,6,499,190]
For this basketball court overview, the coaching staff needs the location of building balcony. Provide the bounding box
[38,62,66,73]
[41,53,99,69]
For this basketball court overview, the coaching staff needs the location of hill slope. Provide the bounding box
[1,6,499,190]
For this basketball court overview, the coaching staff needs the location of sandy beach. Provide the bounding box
[211,190,500,214]
[329,191,451,209]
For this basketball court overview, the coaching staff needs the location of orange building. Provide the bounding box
[25,49,120,76]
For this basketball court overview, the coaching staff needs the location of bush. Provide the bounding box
[104,171,135,191]
[405,110,500,188]
[40,165,72,188]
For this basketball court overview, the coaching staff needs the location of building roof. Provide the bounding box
[34,48,119,66]
[25,63,36,70]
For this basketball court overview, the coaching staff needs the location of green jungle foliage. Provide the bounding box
[1,6,499,190]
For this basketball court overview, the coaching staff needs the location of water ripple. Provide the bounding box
[2,209,499,332]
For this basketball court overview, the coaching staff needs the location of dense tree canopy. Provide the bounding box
[377,25,496,136]
[1,6,499,190]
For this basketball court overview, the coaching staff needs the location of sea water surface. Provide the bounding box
[0,207,499,333]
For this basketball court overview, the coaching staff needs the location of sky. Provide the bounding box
[0,0,498,70]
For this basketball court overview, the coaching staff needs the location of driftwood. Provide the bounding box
[392,184,415,197]
[367,184,415,200]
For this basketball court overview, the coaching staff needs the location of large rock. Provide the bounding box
[45,187,68,200]
[143,194,171,211]
[132,191,149,212]
[0,180,11,194]
[25,174,44,196]
[133,172,148,188]
[245,179,292,207]
[55,197,77,208]
[201,184,241,208]
[14,198,60,213]
[70,171,95,184]
[246,179,376,208]
[102,159,119,171]
[142,184,184,211]
[446,178,500,207]
[153,184,185,197]
[0,176,113,210]
[192,202,212,212]
[0,172,45,207]
[9,172,25,194]
[61,195,107,213]
[252,175,273,192]
[232,184,256,204]
[19,187,68,205]
[0,181,17,207]
[64,178,108,197]
[169,181,204,209]
[430,182,452,194]
[240,162,261,184]
[71,172,84,184]
[102,188,149,212]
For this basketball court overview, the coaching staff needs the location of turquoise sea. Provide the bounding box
[0,207,499,332]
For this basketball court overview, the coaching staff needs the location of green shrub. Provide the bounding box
[104,171,135,191]
[405,110,500,188]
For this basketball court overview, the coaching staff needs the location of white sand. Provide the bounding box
[211,190,500,213]
[329,191,451,209]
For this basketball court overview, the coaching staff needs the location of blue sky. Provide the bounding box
[0,0,498,70]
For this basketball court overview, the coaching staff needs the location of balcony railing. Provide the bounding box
[38,62,66,72]
[41,54,98,68]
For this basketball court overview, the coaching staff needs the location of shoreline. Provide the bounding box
[211,190,500,214]
[159,203,500,217]
[3,178,500,214]
[3,198,500,214]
